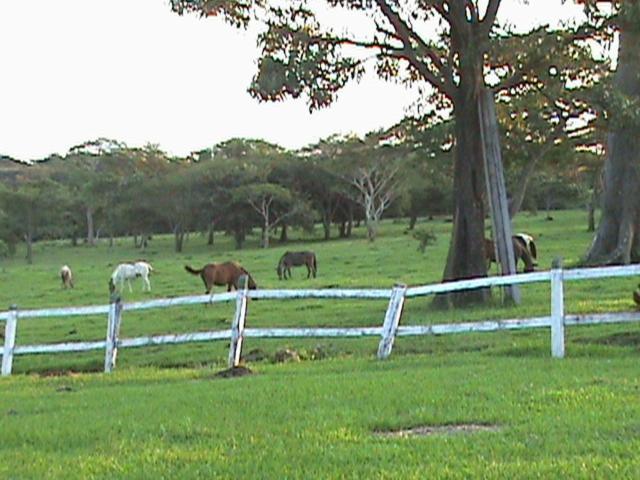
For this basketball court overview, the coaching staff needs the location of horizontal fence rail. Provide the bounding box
[1,264,640,376]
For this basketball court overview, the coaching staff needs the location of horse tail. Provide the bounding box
[184,265,203,276]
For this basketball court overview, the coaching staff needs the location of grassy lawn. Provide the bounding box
[0,210,639,478]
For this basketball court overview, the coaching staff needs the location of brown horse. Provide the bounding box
[484,237,536,273]
[277,251,317,280]
[185,261,257,294]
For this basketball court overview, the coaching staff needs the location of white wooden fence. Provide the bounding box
[1,262,640,376]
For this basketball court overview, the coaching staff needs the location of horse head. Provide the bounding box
[276,262,283,280]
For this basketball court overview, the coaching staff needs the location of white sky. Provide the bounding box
[0,0,586,162]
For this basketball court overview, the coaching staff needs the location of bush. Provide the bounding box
[412,229,437,253]
[0,240,10,259]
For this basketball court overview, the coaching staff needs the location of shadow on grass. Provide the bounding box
[573,331,640,349]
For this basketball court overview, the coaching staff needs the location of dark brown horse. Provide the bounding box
[185,261,257,293]
[484,237,536,273]
[277,251,317,280]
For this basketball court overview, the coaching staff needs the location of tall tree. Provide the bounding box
[62,138,127,246]
[171,0,581,304]
[233,183,297,248]
[579,1,640,264]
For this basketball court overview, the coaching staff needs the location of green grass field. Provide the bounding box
[1,210,639,478]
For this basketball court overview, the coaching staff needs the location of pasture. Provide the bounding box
[1,210,639,478]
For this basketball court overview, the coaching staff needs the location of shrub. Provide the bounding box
[412,229,437,253]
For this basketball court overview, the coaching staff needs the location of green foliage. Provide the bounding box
[412,228,437,253]
[0,239,10,258]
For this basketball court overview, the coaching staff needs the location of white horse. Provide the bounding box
[109,261,153,293]
[60,265,74,288]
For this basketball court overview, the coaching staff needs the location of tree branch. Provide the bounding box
[374,0,455,97]
[480,0,502,38]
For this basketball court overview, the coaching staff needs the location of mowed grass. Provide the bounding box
[1,210,639,478]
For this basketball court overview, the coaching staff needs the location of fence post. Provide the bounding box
[550,258,565,358]
[377,284,407,360]
[228,275,249,368]
[104,294,123,373]
[1,305,18,376]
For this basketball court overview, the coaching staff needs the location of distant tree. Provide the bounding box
[147,164,202,252]
[0,175,66,263]
[294,141,349,241]
[233,183,297,248]
[385,117,455,227]
[63,138,127,245]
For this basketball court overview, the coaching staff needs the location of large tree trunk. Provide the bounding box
[434,63,490,307]
[585,25,640,264]
[86,207,95,246]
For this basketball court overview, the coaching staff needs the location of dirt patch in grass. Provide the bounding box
[374,423,501,438]
[213,365,254,379]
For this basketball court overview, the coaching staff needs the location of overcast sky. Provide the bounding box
[0,1,586,162]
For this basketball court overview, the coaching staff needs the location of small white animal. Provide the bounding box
[109,261,153,293]
[60,265,74,288]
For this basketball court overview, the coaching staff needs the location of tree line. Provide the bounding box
[0,113,597,264]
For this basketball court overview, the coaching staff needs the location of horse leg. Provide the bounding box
[143,275,151,291]
[306,264,311,278]
[127,278,133,292]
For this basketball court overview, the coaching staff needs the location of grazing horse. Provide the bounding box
[60,265,74,288]
[513,233,538,265]
[277,251,317,280]
[484,237,536,273]
[109,261,153,293]
[185,261,257,294]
